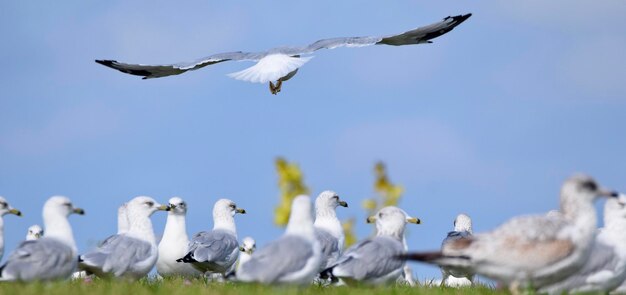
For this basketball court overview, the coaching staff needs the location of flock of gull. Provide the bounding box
[0,175,625,294]
[3,11,623,295]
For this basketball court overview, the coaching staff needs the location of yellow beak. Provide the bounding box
[9,208,22,216]
[407,217,421,224]
[236,208,246,214]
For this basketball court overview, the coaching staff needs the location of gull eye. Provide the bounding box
[333,196,339,200]
[581,180,598,191]
[180,202,185,207]
[0,202,6,208]
[379,212,384,218]
[230,204,236,209]
[65,203,72,207]
[145,201,154,207]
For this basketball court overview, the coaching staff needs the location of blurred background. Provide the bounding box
[1,1,625,280]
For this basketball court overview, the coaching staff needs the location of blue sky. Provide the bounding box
[1,1,625,280]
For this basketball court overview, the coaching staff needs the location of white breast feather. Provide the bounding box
[227,54,312,83]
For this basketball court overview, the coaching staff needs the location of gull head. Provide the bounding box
[0,196,22,217]
[367,206,419,239]
[453,213,472,233]
[44,196,85,218]
[168,196,188,215]
[561,175,618,207]
[26,224,44,240]
[213,199,246,220]
[604,193,626,223]
[315,190,348,212]
[126,196,169,219]
[239,236,256,254]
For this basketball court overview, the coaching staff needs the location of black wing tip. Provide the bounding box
[176,253,196,263]
[446,13,472,23]
[396,251,444,262]
[95,59,116,67]
[396,252,472,264]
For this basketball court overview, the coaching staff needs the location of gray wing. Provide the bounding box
[539,239,621,293]
[442,230,472,248]
[184,230,239,271]
[441,231,474,278]
[96,14,471,80]
[79,234,152,277]
[238,235,313,283]
[331,236,405,281]
[297,13,472,53]
[314,228,340,271]
[95,51,265,79]
[0,238,76,281]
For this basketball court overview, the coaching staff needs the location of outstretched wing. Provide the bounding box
[96,14,471,83]
[95,51,264,79]
[300,13,472,53]
[229,13,472,83]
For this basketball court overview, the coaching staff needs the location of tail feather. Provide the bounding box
[176,252,196,263]
[396,251,471,267]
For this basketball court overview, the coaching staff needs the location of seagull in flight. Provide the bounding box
[95,14,471,94]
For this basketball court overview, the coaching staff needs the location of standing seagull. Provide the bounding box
[25,225,43,241]
[236,237,256,274]
[177,199,245,279]
[0,197,22,261]
[157,197,202,278]
[95,14,471,94]
[440,213,474,287]
[398,175,619,293]
[0,196,84,281]
[329,206,421,285]
[79,196,169,280]
[237,195,321,284]
[539,194,626,294]
[313,191,348,276]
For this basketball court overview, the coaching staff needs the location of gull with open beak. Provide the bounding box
[178,199,245,280]
[0,196,83,281]
[79,196,169,280]
[327,206,420,285]
[0,197,21,262]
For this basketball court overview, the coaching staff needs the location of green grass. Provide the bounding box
[0,277,505,295]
